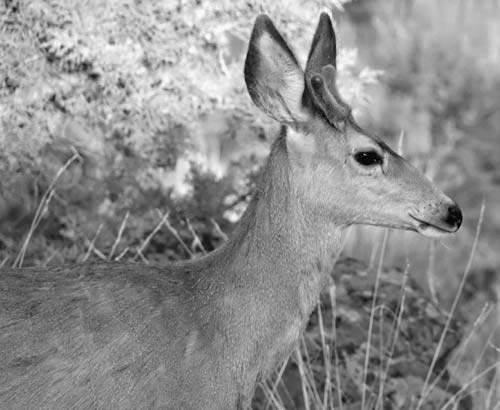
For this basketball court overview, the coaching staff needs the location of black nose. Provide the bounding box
[445,204,462,229]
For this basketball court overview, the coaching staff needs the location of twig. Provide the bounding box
[317,301,332,409]
[159,210,193,257]
[441,303,496,400]
[295,347,311,410]
[448,303,492,377]
[211,218,228,242]
[427,239,438,304]
[362,228,389,410]
[440,361,500,410]
[82,223,103,263]
[108,211,129,260]
[416,200,485,410]
[260,380,286,410]
[368,229,380,270]
[263,361,289,410]
[115,247,129,261]
[186,218,206,254]
[43,249,59,267]
[134,210,170,261]
[91,246,107,261]
[218,49,229,76]
[329,284,344,410]
[376,262,410,410]
[136,248,149,264]
[299,335,322,406]
[0,255,10,268]
[13,150,82,267]
[397,129,405,155]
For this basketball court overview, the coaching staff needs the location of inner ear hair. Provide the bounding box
[320,66,350,113]
[244,15,306,124]
[307,70,350,124]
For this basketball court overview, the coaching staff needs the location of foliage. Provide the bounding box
[348,0,500,277]
[342,1,500,406]
[1,0,499,409]
[253,259,469,410]
[0,0,374,265]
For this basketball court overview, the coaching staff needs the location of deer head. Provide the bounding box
[244,13,462,238]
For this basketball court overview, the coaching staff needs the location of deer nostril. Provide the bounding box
[445,204,462,229]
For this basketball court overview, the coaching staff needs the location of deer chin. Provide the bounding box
[409,214,457,239]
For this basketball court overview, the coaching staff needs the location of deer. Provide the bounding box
[0,13,462,410]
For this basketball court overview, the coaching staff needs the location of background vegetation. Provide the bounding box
[0,0,499,408]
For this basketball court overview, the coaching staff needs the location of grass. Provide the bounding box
[250,202,494,410]
[7,140,495,409]
[340,0,500,292]
[12,150,82,268]
[1,0,499,408]
[362,3,500,404]
[337,4,500,406]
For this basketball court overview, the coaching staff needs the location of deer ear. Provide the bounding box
[244,15,306,124]
[306,12,337,73]
[304,13,350,124]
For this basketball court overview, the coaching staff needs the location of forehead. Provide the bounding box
[307,115,385,150]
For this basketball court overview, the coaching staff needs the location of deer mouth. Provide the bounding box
[409,214,457,238]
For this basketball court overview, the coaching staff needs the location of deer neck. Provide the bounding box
[221,132,345,317]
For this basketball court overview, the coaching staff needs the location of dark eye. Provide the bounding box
[354,151,384,167]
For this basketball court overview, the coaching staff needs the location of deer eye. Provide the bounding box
[354,151,384,167]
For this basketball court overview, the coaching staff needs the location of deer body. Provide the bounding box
[0,136,342,410]
[0,14,462,410]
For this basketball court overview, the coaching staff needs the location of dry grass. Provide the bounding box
[251,201,494,410]
[1,0,498,408]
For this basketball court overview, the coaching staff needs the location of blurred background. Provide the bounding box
[1,0,499,408]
